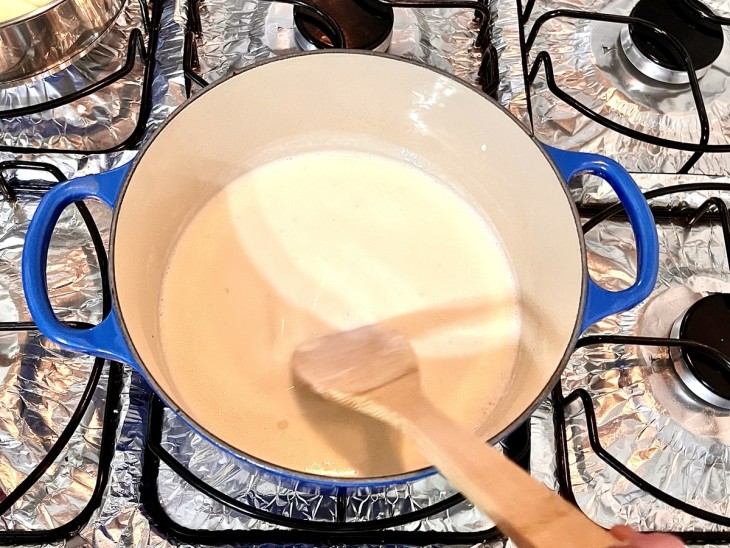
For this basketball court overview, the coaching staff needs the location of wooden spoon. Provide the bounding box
[291,325,616,548]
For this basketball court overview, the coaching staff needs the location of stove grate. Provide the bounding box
[517,0,730,174]
[140,391,541,544]
[0,161,124,544]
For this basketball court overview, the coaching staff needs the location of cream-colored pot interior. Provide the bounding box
[112,52,584,481]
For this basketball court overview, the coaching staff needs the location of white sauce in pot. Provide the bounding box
[0,0,56,22]
[159,150,521,478]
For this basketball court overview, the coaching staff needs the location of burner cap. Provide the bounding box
[619,0,725,84]
[671,294,730,409]
[293,0,394,51]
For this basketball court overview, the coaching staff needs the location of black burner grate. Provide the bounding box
[0,0,161,155]
[555,183,730,545]
[518,0,730,174]
[0,161,124,543]
[140,392,536,545]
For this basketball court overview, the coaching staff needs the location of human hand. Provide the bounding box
[610,525,686,547]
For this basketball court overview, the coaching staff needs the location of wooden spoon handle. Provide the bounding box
[400,399,616,548]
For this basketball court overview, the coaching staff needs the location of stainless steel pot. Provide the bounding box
[21,51,659,489]
[0,0,126,84]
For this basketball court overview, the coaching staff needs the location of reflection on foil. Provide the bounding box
[493,0,730,175]
[187,0,483,89]
[0,0,185,175]
[0,191,109,532]
[569,172,730,204]
[491,0,524,124]
[0,0,147,152]
[147,0,188,138]
[538,174,730,536]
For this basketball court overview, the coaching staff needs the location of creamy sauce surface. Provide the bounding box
[159,150,521,478]
[0,0,55,22]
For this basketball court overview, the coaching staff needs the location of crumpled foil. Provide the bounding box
[147,0,188,138]
[0,190,108,533]
[492,0,730,176]
[152,409,491,531]
[527,173,730,547]
[0,0,185,169]
[0,0,184,542]
[490,0,526,126]
[184,0,485,91]
[5,0,730,545]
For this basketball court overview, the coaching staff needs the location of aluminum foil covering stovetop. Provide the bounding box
[492,0,730,176]
[529,174,730,547]
[1,0,146,153]
[0,192,109,534]
[0,0,183,542]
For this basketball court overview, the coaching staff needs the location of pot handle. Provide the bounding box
[21,163,137,365]
[543,146,659,331]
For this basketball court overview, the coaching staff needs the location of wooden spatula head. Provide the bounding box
[291,325,421,422]
[290,324,618,548]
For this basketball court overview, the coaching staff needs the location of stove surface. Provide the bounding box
[0,0,729,546]
[494,0,730,175]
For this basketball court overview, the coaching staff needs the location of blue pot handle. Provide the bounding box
[544,146,659,331]
[21,163,137,365]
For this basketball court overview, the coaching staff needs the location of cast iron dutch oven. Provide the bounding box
[22,51,659,488]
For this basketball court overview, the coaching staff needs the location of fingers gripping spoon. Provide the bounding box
[291,325,616,548]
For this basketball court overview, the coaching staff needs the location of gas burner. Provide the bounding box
[293,0,394,51]
[619,0,724,84]
[670,294,730,409]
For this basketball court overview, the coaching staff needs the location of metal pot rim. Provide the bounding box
[0,0,127,85]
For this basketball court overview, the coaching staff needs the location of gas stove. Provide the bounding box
[0,0,728,546]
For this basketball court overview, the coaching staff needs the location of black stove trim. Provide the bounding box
[0,0,160,155]
[0,161,125,543]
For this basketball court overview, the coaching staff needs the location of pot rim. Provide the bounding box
[108,49,587,488]
[0,0,128,85]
